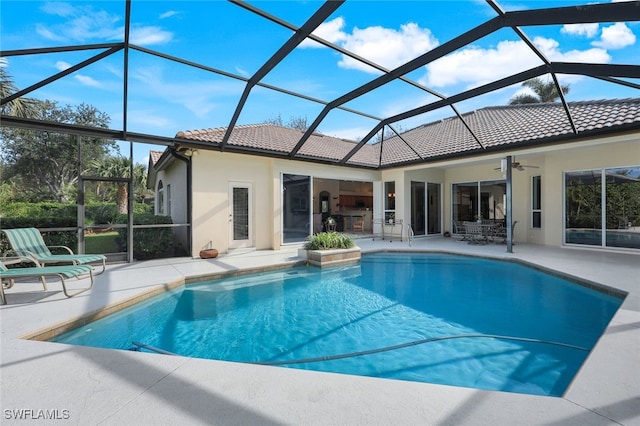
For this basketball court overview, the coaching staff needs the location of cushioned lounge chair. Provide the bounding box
[0,260,94,304]
[2,228,106,274]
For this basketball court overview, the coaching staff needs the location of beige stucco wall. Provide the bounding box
[164,131,638,256]
[190,151,380,255]
[541,136,640,247]
[441,162,531,242]
[154,159,189,249]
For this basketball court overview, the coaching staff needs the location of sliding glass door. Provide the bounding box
[411,181,441,236]
[283,174,311,244]
[452,180,505,235]
[565,166,640,249]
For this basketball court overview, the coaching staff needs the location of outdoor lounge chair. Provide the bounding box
[2,228,106,274]
[0,260,94,304]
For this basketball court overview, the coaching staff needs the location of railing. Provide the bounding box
[407,224,414,246]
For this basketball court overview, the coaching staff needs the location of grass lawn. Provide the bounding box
[85,231,120,254]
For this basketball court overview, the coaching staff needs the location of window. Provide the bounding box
[166,184,172,216]
[531,176,541,228]
[564,166,640,249]
[157,180,164,215]
[384,181,396,222]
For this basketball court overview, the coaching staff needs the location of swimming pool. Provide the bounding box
[53,252,623,396]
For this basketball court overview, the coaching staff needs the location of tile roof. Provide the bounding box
[176,98,640,169]
[149,150,164,166]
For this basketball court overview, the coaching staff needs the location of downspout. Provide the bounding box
[506,155,513,253]
[170,148,193,257]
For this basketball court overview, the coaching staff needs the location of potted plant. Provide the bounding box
[299,232,360,268]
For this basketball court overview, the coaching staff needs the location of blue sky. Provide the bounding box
[2,0,639,164]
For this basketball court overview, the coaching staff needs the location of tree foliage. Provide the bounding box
[1,100,116,202]
[0,64,39,118]
[264,114,309,131]
[509,77,570,105]
[88,156,151,214]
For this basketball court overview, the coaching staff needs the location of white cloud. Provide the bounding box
[592,22,636,49]
[302,17,438,72]
[55,60,71,71]
[534,37,610,63]
[423,37,610,89]
[40,2,76,18]
[159,10,179,20]
[36,2,173,45]
[130,26,173,45]
[36,24,67,42]
[127,110,175,129]
[561,23,599,38]
[339,23,439,72]
[302,17,348,47]
[53,60,104,88]
[130,66,243,118]
[74,74,103,88]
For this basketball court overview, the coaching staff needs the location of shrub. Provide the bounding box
[304,232,355,250]
[0,217,78,255]
[116,214,174,260]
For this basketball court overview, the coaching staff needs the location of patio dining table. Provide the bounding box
[463,221,504,244]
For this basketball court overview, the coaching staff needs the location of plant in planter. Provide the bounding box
[302,232,359,268]
[305,232,354,250]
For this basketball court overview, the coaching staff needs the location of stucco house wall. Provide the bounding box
[189,150,380,255]
[153,128,638,256]
[540,134,640,247]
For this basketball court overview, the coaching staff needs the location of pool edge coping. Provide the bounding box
[21,258,307,341]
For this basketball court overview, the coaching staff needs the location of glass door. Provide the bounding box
[427,183,441,234]
[282,174,311,244]
[411,181,426,236]
[229,182,253,249]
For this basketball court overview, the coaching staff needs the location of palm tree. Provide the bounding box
[509,77,570,105]
[0,65,39,117]
[89,156,135,214]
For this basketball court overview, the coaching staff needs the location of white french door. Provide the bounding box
[228,182,253,249]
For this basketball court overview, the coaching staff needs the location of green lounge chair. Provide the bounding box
[2,228,106,274]
[0,260,94,304]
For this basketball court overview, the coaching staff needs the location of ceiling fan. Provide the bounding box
[494,157,539,172]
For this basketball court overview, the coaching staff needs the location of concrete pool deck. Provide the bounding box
[1,238,638,425]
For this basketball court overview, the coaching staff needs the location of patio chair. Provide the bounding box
[494,220,518,244]
[2,228,106,274]
[0,260,94,304]
[463,221,487,244]
[454,221,468,240]
[352,215,365,233]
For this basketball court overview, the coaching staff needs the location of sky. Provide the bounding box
[1,0,639,165]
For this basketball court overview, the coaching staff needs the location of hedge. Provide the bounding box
[1,203,175,260]
[115,214,175,260]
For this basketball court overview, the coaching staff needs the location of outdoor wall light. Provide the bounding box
[183,148,199,157]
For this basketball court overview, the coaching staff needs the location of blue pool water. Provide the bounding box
[53,253,623,396]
